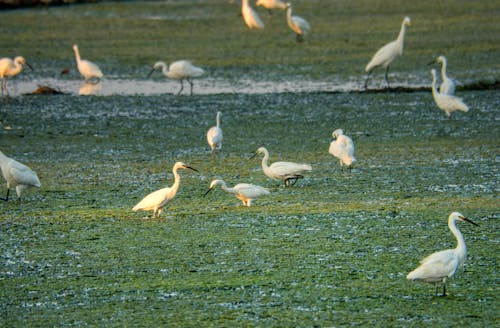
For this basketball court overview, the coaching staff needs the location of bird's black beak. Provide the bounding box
[25,62,34,71]
[203,187,214,197]
[147,68,156,78]
[427,59,436,66]
[461,216,479,227]
[249,151,258,160]
[186,166,199,172]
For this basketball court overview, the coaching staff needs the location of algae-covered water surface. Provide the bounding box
[1,1,499,327]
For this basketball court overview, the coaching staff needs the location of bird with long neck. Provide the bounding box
[0,150,41,201]
[430,69,468,119]
[433,55,456,95]
[0,56,33,96]
[206,111,223,152]
[242,0,264,29]
[148,60,204,95]
[285,2,311,42]
[204,179,270,206]
[73,44,103,82]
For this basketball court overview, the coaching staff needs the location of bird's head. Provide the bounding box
[450,212,479,227]
[204,179,223,196]
[15,56,33,71]
[332,129,344,139]
[250,147,266,159]
[174,161,199,172]
[286,2,292,9]
[403,16,411,26]
[147,61,164,77]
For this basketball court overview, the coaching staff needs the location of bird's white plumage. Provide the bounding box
[242,0,264,29]
[254,147,312,186]
[430,69,469,118]
[132,162,197,218]
[73,44,103,82]
[407,212,479,296]
[435,55,456,95]
[206,111,223,152]
[0,150,41,200]
[286,2,311,42]
[364,16,411,88]
[205,179,270,206]
[256,0,287,10]
[149,60,204,95]
[0,56,32,96]
[329,129,357,168]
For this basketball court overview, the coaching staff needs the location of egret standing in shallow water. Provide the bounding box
[242,0,264,29]
[285,2,311,42]
[132,162,198,218]
[0,150,41,201]
[73,44,103,82]
[407,212,479,296]
[206,111,223,152]
[0,56,33,96]
[364,16,411,89]
[431,55,456,95]
[329,129,357,170]
[430,69,469,118]
[204,179,270,206]
[148,60,205,95]
[251,147,312,187]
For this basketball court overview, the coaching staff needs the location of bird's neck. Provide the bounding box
[286,7,293,22]
[440,61,447,78]
[450,219,467,258]
[396,22,407,48]
[170,169,182,195]
[221,183,235,195]
[431,74,439,98]
[261,151,270,170]
[73,48,81,63]
[216,113,221,128]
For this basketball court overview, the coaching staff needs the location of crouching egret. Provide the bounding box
[0,56,33,96]
[364,16,411,89]
[0,150,41,201]
[430,55,456,95]
[329,129,357,170]
[132,162,198,218]
[73,44,103,82]
[204,179,270,206]
[285,2,311,42]
[242,0,264,29]
[430,69,469,118]
[206,111,223,152]
[407,212,479,296]
[251,147,312,187]
[148,60,205,95]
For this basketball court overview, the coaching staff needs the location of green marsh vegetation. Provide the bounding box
[0,1,499,326]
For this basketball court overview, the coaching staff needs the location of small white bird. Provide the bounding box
[148,60,205,95]
[242,0,264,29]
[432,55,456,95]
[430,69,469,118]
[132,162,198,218]
[0,56,33,96]
[0,150,41,201]
[256,0,287,10]
[251,147,312,187]
[206,111,223,152]
[364,16,411,89]
[73,44,103,82]
[329,129,357,170]
[204,179,270,206]
[285,2,311,42]
[407,212,479,296]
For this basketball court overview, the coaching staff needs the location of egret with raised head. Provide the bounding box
[430,69,468,118]
[285,2,311,42]
[132,162,198,218]
[206,111,223,152]
[204,179,270,206]
[148,60,204,95]
[251,147,312,187]
[0,56,33,96]
[407,212,479,296]
[431,55,456,95]
[0,150,41,201]
[73,44,103,82]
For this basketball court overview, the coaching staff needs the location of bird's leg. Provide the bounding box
[284,178,290,187]
[384,66,391,88]
[442,283,447,297]
[0,188,9,201]
[1,78,8,96]
[434,283,439,296]
[188,78,194,96]
[177,80,184,95]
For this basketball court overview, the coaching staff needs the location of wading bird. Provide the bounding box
[73,44,103,82]
[206,111,223,152]
[285,2,311,42]
[242,0,264,29]
[430,69,469,118]
[364,16,411,89]
[407,212,479,296]
[132,162,198,218]
[0,56,33,96]
[256,0,287,12]
[431,55,456,95]
[251,147,312,187]
[329,129,356,170]
[0,150,41,201]
[204,179,270,206]
[148,60,204,95]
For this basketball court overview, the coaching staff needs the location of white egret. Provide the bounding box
[242,0,264,29]
[132,162,198,218]
[432,55,456,95]
[251,147,312,187]
[0,56,33,96]
[364,16,411,89]
[329,129,357,169]
[204,179,270,206]
[73,44,103,82]
[148,60,205,96]
[256,0,287,11]
[430,69,469,118]
[285,2,311,42]
[206,111,223,152]
[0,150,41,201]
[407,212,479,296]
